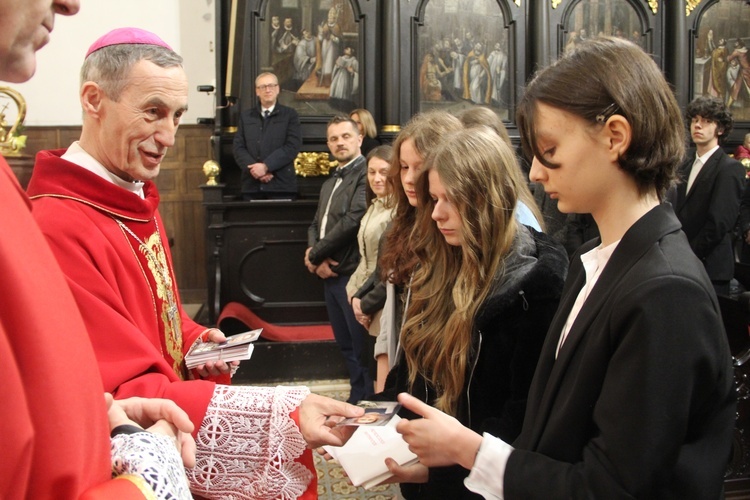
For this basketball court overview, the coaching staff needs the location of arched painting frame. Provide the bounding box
[256,0,362,116]
[692,0,750,122]
[415,0,513,120]
[560,0,649,55]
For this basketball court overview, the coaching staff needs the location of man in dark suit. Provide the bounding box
[305,115,371,402]
[233,72,302,200]
[668,95,745,296]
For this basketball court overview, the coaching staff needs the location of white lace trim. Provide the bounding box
[111,431,193,500]
[188,385,312,499]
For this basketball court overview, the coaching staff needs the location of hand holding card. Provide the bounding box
[335,401,401,427]
[185,328,262,369]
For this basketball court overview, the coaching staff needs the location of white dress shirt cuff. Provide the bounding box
[464,433,513,500]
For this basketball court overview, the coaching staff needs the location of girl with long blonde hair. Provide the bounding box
[383,126,568,499]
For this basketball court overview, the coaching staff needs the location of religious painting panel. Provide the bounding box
[693,0,750,122]
[561,0,646,54]
[416,0,512,120]
[258,0,361,116]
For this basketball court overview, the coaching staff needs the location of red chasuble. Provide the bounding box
[28,150,220,426]
[27,149,316,498]
[0,157,145,498]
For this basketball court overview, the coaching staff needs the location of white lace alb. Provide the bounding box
[111,431,192,500]
[187,384,312,499]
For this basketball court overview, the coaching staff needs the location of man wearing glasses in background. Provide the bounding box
[233,72,302,200]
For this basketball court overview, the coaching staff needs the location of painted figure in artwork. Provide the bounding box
[317,6,342,87]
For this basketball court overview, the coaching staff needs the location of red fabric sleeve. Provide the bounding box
[1,158,112,497]
[289,408,319,500]
[79,476,153,499]
[0,322,34,499]
[35,199,215,431]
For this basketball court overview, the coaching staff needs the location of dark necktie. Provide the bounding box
[263,110,270,119]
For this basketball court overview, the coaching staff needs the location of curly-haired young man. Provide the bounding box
[667,95,745,296]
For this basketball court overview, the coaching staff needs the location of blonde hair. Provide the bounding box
[350,108,378,138]
[459,106,511,146]
[402,126,523,415]
[379,111,463,286]
[459,106,545,231]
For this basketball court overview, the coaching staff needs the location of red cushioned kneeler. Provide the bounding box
[217,301,334,341]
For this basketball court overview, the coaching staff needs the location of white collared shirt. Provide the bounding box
[686,145,719,193]
[62,141,144,198]
[556,239,619,357]
[319,156,359,238]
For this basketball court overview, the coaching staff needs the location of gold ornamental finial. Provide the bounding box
[0,86,27,157]
[202,160,221,186]
[741,158,750,178]
[294,152,338,177]
[686,0,702,16]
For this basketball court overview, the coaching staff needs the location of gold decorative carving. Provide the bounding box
[551,0,562,9]
[381,125,401,133]
[686,0,702,16]
[0,86,27,157]
[294,152,338,177]
[648,0,658,14]
[741,158,750,176]
[202,160,221,186]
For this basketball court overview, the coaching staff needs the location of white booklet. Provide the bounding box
[324,415,419,489]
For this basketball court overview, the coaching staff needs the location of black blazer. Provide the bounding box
[506,204,735,499]
[668,147,745,282]
[233,102,302,195]
[307,155,368,276]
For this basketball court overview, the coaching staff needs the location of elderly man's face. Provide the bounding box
[0,0,79,83]
[255,73,280,108]
[96,60,188,182]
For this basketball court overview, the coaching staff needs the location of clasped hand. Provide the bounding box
[106,393,196,467]
[304,247,339,278]
[248,162,269,180]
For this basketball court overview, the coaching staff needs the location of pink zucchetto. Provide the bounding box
[85,27,173,58]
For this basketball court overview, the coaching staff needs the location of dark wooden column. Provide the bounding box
[664,0,689,108]
[381,0,401,136]
[527,0,551,77]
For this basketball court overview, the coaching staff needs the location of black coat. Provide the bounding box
[382,227,569,499]
[668,147,745,282]
[233,102,302,195]
[506,204,735,499]
[307,156,368,276]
